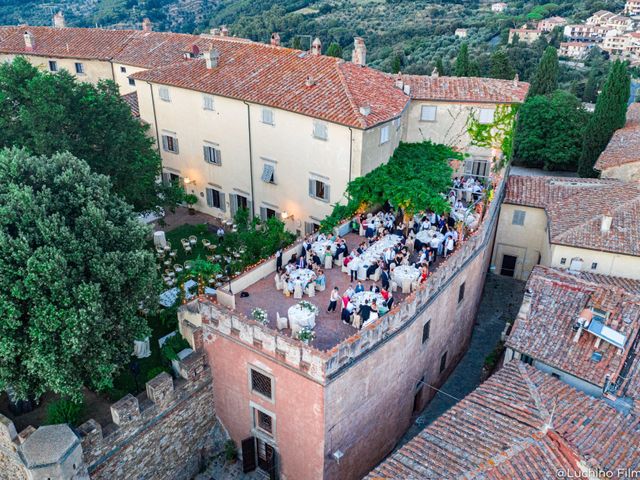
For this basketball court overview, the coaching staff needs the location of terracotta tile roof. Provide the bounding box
[0,26,19,42]
[396,74,529,104]
[121,91,139,117]
[506,266,640,399]
[132,43,410,129]
[367,362,640,479]
[0,26,136,60]
[505,176,640,256]
[595,103,640,171]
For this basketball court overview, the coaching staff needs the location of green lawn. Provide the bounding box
[162,223,220,266]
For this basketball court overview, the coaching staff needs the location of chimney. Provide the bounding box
[23,31,34,51]
[311,37,322,56]
[53,11,65,28]
[305,75,316,87]
[210,28,220,36]
[431,67,439,77]
[394,74,404,90]
[573,309,593,343]
[513,73,519,86]
[205,48,220,69]
[142,18,152,32]
[359,104,371,116]
[270,33,281,47]
[351,37,367,66]
[220,25,229,37]
[601,214,613,233]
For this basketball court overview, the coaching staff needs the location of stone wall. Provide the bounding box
[0,352,220,480]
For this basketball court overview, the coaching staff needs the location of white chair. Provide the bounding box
[276,312,288,331]
[370,267,381,282]
[357,268,367,281]
[390,280,399,293]
[352,314,362,329]
[189,235,197,245]
[334,253,343,267]
[342,262,350,274]
[324,255,333,269]
[412,280,420,291]
[291,321,301,339]
[305,283,315,297]
[274,273,283,291]
[294,284,303,299]
[316,281,326,292]
[401,279,412,294]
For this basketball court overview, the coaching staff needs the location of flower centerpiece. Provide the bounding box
[251,308,268,325]
[299,300,318,314]
[297,327,316,344]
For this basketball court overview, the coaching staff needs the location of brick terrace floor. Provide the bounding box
[153,206,225,232]
[236,232,446,351]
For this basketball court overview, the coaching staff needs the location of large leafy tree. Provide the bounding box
[326,42,343,58]
[578,60,630,177]
[528,46,559,96]
[513,91,591,171]
[0,148,158,402]
[455,43,470,77]
[0,57,177,211]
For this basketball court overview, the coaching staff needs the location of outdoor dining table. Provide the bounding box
[288,268,316,286]
[350,291,385,310]
[391,265,420,287]
[288,303,317,330]
[416,229,445,249]
[311,239,336,257]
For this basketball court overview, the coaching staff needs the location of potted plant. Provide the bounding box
[252,308,268,325]
[184,194,198,215]
[297,327,316,344]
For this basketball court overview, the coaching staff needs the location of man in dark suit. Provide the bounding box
[357,300,371,325]
[381,268,390,290]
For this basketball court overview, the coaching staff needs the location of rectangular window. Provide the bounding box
[439,351,447,373]
[380,125,390,145]
[74,62,85,74]
[422,320,431,344]
[313,120,328,140]
[254,408,274,436]
[259,207,277,221]
[205,188,225,211]
[203,145,222,165]
[128,78,135,86]
[162,172,181,186]
[120,66,127,73]
[250,369,273,400]
[465,159,489,177]
[159,86,171,102]
[202,94,215,111]
[232,194,249,213]
[309,178,330,202]
[512,210,526,226]
[48,60,58,72]
[478,108,495,124]
[393,117,401,131]
[560,257,567,265]
[591,262,598,270]
[161,134,179,153]
[420,105,437,122]
[458,282,465,304]
[261,163,275,184]
[261,108,274,125]
[520,353,534,366]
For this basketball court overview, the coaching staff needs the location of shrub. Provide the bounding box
[161,333,191,361]
[46,398,85,426]
[224,439,238,462]
[146,366,171,382]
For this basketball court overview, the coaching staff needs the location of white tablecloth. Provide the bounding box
[416,229,444,248]
[289,268,316,285]
[452,208,479,226]
[391,265,420,284]
[288,304,317,329]
[311,240,335,257]
[350,291,385,310]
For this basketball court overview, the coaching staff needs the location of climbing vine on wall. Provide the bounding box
[467,104,519,172]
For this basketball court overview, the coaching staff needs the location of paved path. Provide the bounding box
[400,273,525,444]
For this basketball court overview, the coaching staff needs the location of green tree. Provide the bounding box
[435,57,446,76]
[490,49,515,79]
[391,54,402,74]
[513,91,591,171]
[325,42,343,58]
[528,46,559,96]
[578,60,631,177]
[0,148,158,402]
[583,69,600,103]
[0,57,175,212]
[292,36,302,50]
[455,43,470,77]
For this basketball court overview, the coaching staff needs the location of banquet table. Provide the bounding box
[354,234,402,279]
[416,229,445,249]
[452,208,479,226]
[289,268,316,286]
[311,239,336,257]
[391,265,420,285]
[288,303,317,329]
[350,291,385,310]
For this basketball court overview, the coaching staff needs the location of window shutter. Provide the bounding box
[173,138,179,154]
[162,136,168,151]
[260,207,267,221]
[248,201,253,218]
[304,222,313,235]
[203,146,209,163]
[229,194,237,216]
[206,188,213,207]
[219,193,226,212]
[216,149,222,165]
[308,179,315,197]
[261,164,274,183]
[464,160,473,174]
[324,184,330,202]
[162,172,171,186]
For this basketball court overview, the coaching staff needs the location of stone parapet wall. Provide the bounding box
[0,415,27,480]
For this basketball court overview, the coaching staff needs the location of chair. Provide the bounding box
[352,313,362,329]
[357,268,367,281]
[184,261,193,271]
[390,280,399,293]
[305,283,315,297]
[284,287,292,297]
[341,262,350,274]
[291,321,301,339]
[202,239,211,248]
[276,312,288,331]
[189,235,197,245]
[401,279,412,294]
[412,280,420,291]
[324,255,333,269]
[370,267,381,282]
[293,283,303,299]
[184,245,192,254]
[169,250,177,258]
[334,252,343,267]
[274,273,283,291]
[173,264,184,273]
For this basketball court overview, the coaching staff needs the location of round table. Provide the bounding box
[289,268,316,285]
[311,240,335,257]
[416,229,444,249]
[452,208,479,226]
[391,265,420,285]
[288,303,317,329]
[350,291,385,310]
